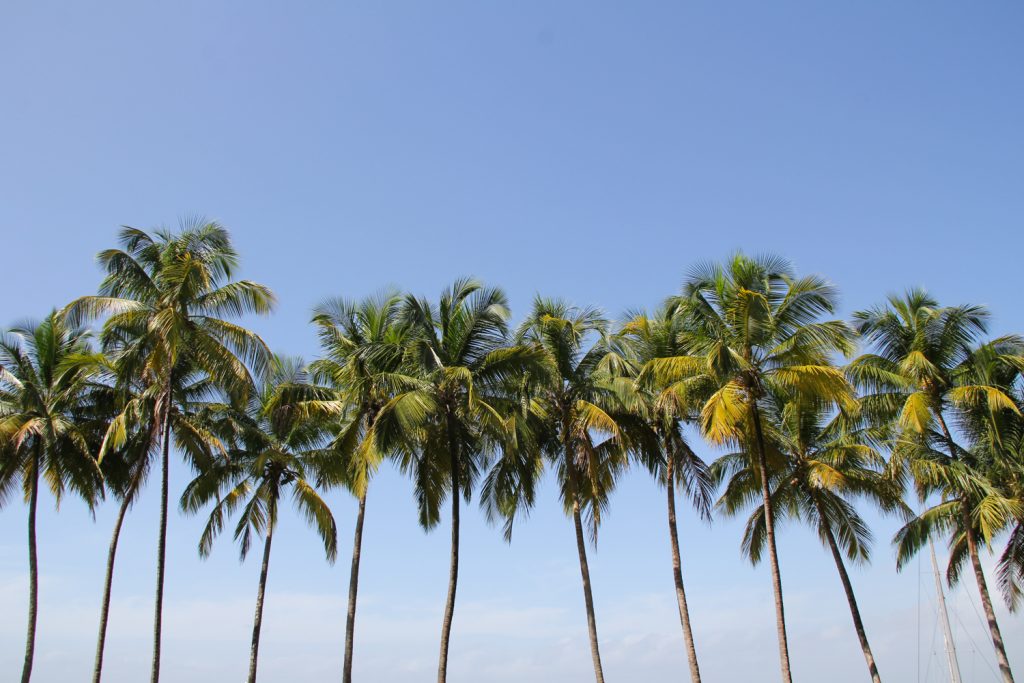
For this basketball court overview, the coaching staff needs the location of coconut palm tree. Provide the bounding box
[852,290,1021,683]
[63,220,275,683]
[714,392,899,683]
[987,407,1024,611]
[496,297,636,683]
[89,360,219,683]
[616,304,713,683]
[650,254,855,683]
[182,356,339,683]
[944,340,1024,614]
[0,312,105,683]
[370,279,546,683]
[963,345,1024,614]
[308,291,412,683]
[90,380,153,683]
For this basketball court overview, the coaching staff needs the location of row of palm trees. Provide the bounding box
[2,222,1022,683]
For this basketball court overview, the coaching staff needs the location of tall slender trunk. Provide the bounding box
[248,497,276,683]
[150,392,172,683]
[437,438,460,683]
[816,499,881,683]
[665,453,702,683]
[21,447,40,683]
[965,509,1015,682]
[343,489,368,683]
[92,492,133,683]
[935,410,1015,682]
[572,499,606,683]
[750,403,793,683]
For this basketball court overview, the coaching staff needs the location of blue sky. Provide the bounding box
[2,2,1023,681]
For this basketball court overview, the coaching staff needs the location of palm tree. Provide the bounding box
[64,220,275,683]
[0,312,105,683]
[370,279,546,683]
[308,291,412,683]
[962,346,1024,615]
[853,291,1022,682]
[616,304,713,683]
[714,392,898,683]
[182,356,339,683]
[89,362,216,683]
[90,380,154,683]
[653,254,855,683]
[497,297,635,683]
[987,402,1024,611]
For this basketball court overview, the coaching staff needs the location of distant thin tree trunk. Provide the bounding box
[21,448,40,683]
[934,411,1015,682]
[343,489,368,683]
[92,491,133,683]
[248,500,276,683]
[817,501,881,683]
[665,454,702,683]
[750,403,793,683]
[572,499,607,683]
[437,443,460,683]
[150,395,172,683]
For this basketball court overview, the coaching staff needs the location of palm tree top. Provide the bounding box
[62,220,276,402]
[182,354,339,562]
[852,289,991,384]
[404,277,513,372]
[0,311,104,508]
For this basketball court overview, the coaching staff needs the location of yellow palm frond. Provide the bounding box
[700,381,747,445]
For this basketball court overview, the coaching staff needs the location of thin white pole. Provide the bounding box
[930,539,963,683]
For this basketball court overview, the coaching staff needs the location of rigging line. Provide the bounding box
[963,571,996,640]
[921,548,929,683]
[950,602,1001,680]
[924,609,940,683]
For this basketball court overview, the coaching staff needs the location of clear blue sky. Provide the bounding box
[2,2,1023,681]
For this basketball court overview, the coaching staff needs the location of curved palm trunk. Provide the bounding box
[342,489,368,683]
[665,456,702,683]
[965,510,1015,682]
[21,449,40,683]
[248,509,275,683]
[750,404,793,683]
[817,503,881,683]
[92,492,133,683]
[572,499,607,683]
[437,444,460,683]
[151,399,172,683]
[935,411,1015,682]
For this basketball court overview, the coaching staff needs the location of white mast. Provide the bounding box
[929,539,963,683]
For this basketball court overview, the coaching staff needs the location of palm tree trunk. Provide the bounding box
[151,396,172,683]
[572,499,607,683]
[965,508,1015,683]
[665,454,702,683]
[817,501,881,683]
[342,489,368,683]
[21,447,40,683]
[935,410,1015,682]
[248,508,275,683]
[437,444,460,683]
[750,403,793,683]
[92,492,133,683]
